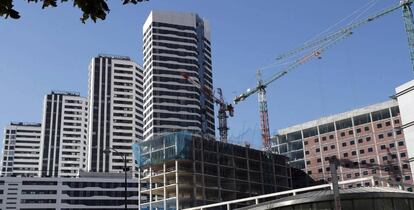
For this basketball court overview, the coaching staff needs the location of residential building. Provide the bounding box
[272,100,412,187]
[0,172,138,210]
[142,11,215,141]
[134,132,292,210]
[40,91,88,177]
[87,55,144,173]
[1,122,42,177]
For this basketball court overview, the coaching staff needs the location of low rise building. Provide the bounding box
[0,172,138,210]
[272,99,412,187]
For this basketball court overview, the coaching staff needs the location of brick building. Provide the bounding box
[272,100,412,188]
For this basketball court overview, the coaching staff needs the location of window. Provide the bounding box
[364,127,370,131]
[372,169,377,174]
[383,156,388,161]
[370,159,375,163]
[366,137,371,141]
[317,158,321,163]
[329,135,334,139]
[387,132,393,137]
[343,153,348,158]
[304,141,308,145]
[377,123,382,128]
[352,151,357,156]
[401,152,406,158]
[396,130,402,135]
[380,145,386,150]
[322,136,326,141]
[359,149,364,154]
[326,167,330,171]
[318,168,323,173]
[361,160,367,164]
[395,119,400,124]
[307,171,312,175]
[331,145,335,149]
[305,151,310,155]
[346,174,352,178]
[323,146,328,151]
[363,171,369,175]
[403,164,409,169]
[385,121,391,126]
[341,132,345,137]
[342,142,347,147]
[358,139,363,143]
[355,172,360,177]
[405,176,411,180]
[314,138,319,143]
[398,141,404,146]
[389,143,395,148]
[350,140,355,145]
[316,148,320,153]
[306,160,311,165]
[356,128,361,133]
[378,134,384,139]
[349,130,353,135]
[368,148,373,152]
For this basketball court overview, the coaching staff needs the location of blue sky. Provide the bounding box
[0,0,413,149]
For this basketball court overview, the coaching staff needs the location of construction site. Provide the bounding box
[133,132,292,210]
[135,0,414,210]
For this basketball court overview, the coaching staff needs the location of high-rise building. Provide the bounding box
[1,122,42,177]
[271,100,413,188]
[142,11,215,140]
[40,91,88,177]
[87,55,144,173]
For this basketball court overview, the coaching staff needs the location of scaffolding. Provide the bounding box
[133,132,293,210]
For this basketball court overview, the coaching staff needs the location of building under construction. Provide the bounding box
[133,132,292,210]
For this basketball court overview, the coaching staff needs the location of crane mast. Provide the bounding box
[402,1,414,74]
[181,73,234,142]
[257,71,271,150]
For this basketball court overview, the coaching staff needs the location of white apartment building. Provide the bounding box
[40,91,88,177]
[1,122,42,177]
[142,11,215,141]
[0,172,139,210]
[88,55,144,173]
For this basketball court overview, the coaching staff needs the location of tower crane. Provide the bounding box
[181,73,234,143]
[234,0,414,151]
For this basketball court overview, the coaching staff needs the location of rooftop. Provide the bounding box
[277,100,398,135]
[236,187,414,210]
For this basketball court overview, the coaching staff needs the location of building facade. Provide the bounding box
[1,122,42,177]
[134,132,292,210]
[0,172,139,210]
[142,11,215,141]
[395,79,414,171]
[87,55,144,173]
[40,91,88,177]
[272,100,412,187]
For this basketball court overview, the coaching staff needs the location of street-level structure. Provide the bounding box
[0,172,138,210]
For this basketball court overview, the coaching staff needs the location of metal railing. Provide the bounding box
[183,176,376,210]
